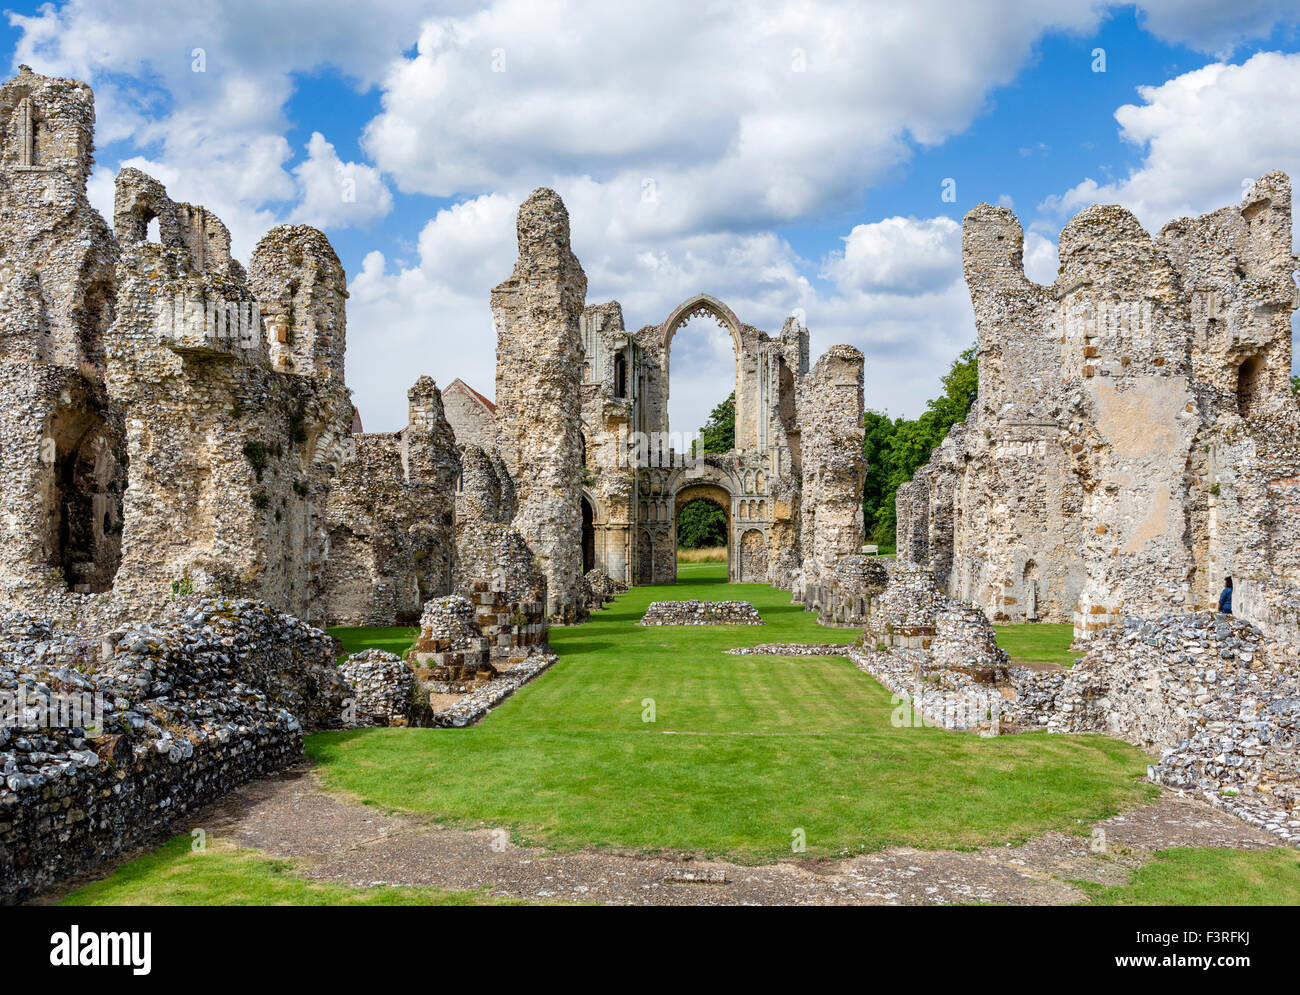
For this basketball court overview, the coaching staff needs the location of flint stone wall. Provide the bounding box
[492,188,588,624]
[0,597,345,904]
[1049,611,1300,843]
[639,600,765,626]
[899,174,1300,642]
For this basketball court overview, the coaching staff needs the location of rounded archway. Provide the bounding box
[674,481,733,579]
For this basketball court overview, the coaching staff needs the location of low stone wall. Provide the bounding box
[0,597,345,904]
[846,643,1063,734]
[725,643,847,656]
[428,652,557,728]
[1049,611,1300,844]
[639,601,765,626]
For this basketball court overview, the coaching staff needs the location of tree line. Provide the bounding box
[863,347,977,549]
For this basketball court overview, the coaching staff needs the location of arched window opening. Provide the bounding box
[614,353,628,398]
[1237,355,1264,417]
[47,403,126,594]
[581,496,596,574]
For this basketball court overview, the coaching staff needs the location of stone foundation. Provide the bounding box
[339,649,423,727]
[639,600,765,626]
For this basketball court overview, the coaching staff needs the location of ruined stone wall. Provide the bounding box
[570,290,823,590]
[492,189,588,623]
[0,67,356,631]
[638,599,765,625]
[899,173,1300,639]
[103,208,351,627]
[579,302,637,585]
[0,597,347,904]
[0,68,123,610]
[444,190,857,599]
[325,378,459,626]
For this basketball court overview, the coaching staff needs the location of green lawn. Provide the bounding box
[1076,847,1300,906]
[58,836,530,906]
[310,562,1155,862]
[994,622,1078,666]
[330,624,418,661]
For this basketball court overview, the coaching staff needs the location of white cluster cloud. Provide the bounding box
[8,1,1298,432]
[362,0,1107,230]
[293,133,393,229]
[8,0,412,257]
[1134,0,1300,56]
[1041,52,1300,234]
[823,217,963,296]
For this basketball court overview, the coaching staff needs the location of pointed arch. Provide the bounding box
[658,293,743,354]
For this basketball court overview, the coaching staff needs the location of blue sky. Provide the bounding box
[5,1,1300,432]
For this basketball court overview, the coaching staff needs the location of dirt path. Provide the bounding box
[142,761,1276,906]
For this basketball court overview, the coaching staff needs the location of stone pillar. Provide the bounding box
[491,188,588,623]
[799,345,866,595]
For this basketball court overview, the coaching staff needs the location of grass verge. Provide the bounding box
[58,836,533,906]
[1075,847,1300,905]
[994,622,1078,666]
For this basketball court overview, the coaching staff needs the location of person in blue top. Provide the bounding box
[1218,576,1233,615]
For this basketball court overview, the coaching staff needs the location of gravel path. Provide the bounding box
[163,761,1277,906]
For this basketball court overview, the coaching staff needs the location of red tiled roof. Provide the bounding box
[450,378,496,414]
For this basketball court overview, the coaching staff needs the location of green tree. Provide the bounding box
[862,346,977,545]
[862,409,903,542]
[1292,374,1299,397]
[676,498,728,549]
[694,392,735,455]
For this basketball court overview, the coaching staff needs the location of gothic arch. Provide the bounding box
[658,293,743,354]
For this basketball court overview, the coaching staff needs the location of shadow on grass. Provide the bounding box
[544,639,617,654]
